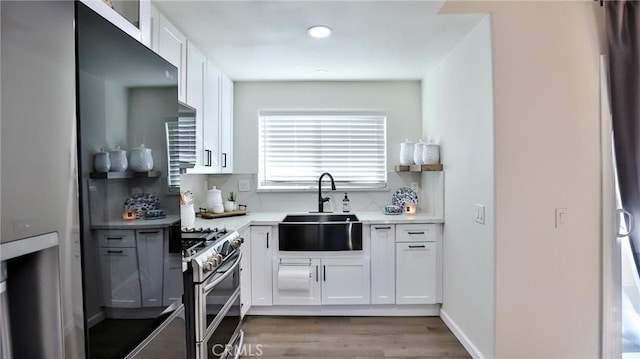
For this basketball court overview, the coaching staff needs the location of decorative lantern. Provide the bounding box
[404,202,417,215]
[123,210,136,221]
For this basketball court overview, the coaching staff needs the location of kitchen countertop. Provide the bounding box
[188,211,444,233]
[91,214,180,230]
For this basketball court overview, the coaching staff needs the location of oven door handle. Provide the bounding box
[232,330,244,359]
[202,251,242,293]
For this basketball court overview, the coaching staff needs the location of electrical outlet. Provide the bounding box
[555,208,567,228]
[475,204,485,225]
[238,180,250,192]
[410,182,419,192]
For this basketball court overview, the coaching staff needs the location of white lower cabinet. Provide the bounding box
[273,257,370,305]
[321,257,370,305]
[395,241,437,304]
[272,258,321,305]
[250,226,274,306]
[163,253,183,306]
[370,225,396,304]
[240,227,252,317]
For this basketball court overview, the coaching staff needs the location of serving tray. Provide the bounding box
[197,210,249,219]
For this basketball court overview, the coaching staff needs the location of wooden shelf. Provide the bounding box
[395,164,443,172]
[90,171,161,179]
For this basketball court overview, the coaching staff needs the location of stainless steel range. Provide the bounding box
[181,228,244,359]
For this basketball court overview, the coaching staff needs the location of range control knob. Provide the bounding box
[231,239,241,249]
[214,254,223,265]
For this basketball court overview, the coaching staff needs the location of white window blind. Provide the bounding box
[165,114,196,190]
[258,111,387,190]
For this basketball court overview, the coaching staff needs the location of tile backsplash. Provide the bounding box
[180,172,443,216]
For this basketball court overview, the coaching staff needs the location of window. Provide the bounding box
[258,111,387,190]
[165,112,196,191]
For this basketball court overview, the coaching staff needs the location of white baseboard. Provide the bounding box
[440,309,486,359]
[248,304,440,316]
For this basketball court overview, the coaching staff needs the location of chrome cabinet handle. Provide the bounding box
[408,231,425,235]
[266,232,269,248]
[138,230,159,234]
[222,153,227,168]
[408,245,426,249]
[323,265,326,281]
[618,209,635,238]
[375,226,391,230]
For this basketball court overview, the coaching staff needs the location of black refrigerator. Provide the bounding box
[76,3,184,358]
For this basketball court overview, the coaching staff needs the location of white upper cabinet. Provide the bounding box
[149,6,234,174]
[186,42,207,168]
[220,74,234,173]
[153,10,186,102]
[80,0,151,46]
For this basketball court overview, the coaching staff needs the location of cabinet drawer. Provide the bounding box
[96,230,136,248]
[395,224,440,243]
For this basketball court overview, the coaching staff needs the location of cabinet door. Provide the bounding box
[186,42,207,167]
[396,242,436,304]
[157,14,186,102]
[203,60,222,172]
[273,258,321,305]
[136,229,164,307]
[371,225,395,304]
[239,228,252,317]
[250,226,273,306]
[321,257,370,305]
[163,253,183,306]
[98,247,142,308]
[220,74,233,173]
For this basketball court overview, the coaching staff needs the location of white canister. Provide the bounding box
[422,144,440,165]
[94,150,110,172]
[413,140,425,165]
[399,139,415,165]
[206,187,224,213]
[109,147,128,172]
[129,144,154,172]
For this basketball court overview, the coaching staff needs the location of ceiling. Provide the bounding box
[153,1,484,81]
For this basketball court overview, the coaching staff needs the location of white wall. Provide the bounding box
[441,1,605,358]
[234,81,422,173]
[423,15,494,358]
[182,81,442,214]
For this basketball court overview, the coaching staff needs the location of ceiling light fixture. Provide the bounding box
[307,25,332,39]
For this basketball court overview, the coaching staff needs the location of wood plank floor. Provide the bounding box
[241,316,471,359]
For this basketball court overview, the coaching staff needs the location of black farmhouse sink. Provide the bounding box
[279,214,362,251]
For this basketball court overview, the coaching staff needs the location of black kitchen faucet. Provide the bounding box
[317,172,336,212]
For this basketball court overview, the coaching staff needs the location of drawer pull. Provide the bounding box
[139,231,160,234]
[408,231,425,235]
[106,250,124,254]
[375,226,392,230]
[106,237,123,240]
[408,245,426,249]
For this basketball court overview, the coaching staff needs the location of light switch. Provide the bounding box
[475,204,485,225]
[238,180,250,192]
[555,208,567,228]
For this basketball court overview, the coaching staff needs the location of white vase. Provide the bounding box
[422,144,440,164]
[129,144,154,172]
[180,203,195,227]
[109,147,127,172]
[94,151,110,172]
[413,140,425,165]
[206,187,224,213]
[399,139,415,165]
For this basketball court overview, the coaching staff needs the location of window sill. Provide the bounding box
[256,186,390,193]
